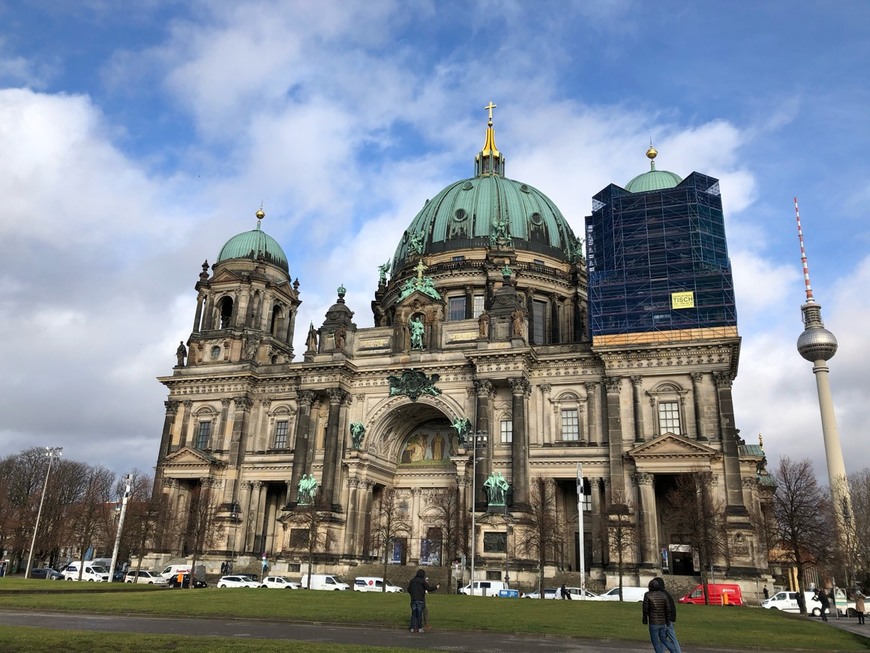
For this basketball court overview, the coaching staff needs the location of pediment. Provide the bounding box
[397,289,444,307]
[627,433,720,460]
[162,446,222,468]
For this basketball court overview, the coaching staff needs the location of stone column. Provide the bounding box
[228,396,253,511]
[714,373,747,512]
[218,398,231,450]
[630,376,644,443]
[179,400,193,449]
[509,377,530,509]
[344,477,361,555]
[540,384,552,445]
[589,478,604,566]
[320,389,345,509]
[289,391,315,505]
[474,380,494,506]
[583,382,598,445]
[635,472,658,568]
[330,392,352,509]
[690,372,706,440]
[605,377,625,493]
[192,291,205,333]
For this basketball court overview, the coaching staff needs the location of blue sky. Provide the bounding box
[1,1,868,486]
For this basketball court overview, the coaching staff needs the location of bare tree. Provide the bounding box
[121,472,166,575]
[665,472,727,605]
[605,491,638,600]
[426,487,463,590]
[849,468,870,589]
[69,466,116,577]
[182,482,225,588]
[371,487,412,592]
[286,503,334,588]
[515,477,565,595]
[773,457,830,613]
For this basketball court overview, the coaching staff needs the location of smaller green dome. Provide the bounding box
[625,169,683,192]
[625,144,682,192]
[217,213,289,272]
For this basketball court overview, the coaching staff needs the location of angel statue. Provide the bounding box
[377,259,391,286]
[451,417,472,447]
[350,422,366,450]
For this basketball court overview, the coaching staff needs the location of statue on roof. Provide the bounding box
[377,259,391,286]
[176,341,187,367]
[408,231,425,255]
[306,323,318,352]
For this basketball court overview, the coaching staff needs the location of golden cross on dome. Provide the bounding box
[415,258,428,281]
[484,101,497,125]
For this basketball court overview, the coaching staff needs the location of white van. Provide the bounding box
[762,589,855,616]
[301,573,350,591]
[61,562,110,582]
[353,576,404,592]
[159,563,206,580]
[593,586,646,602]
[459,580,506,596]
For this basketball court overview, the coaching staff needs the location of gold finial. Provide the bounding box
[256,203,265,220]
[646,141,657,171]
[484,101,497,126]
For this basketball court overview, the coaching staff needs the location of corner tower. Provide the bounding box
[185,209,301,367]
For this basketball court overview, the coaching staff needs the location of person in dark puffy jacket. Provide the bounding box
[642,578,682,653]
[407,570,437,633]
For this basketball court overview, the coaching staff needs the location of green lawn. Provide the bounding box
[0,578,868,651]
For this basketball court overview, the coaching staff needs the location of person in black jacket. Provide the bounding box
[643,578,681,653]
[407,570,437,633]
[814,587,831,621]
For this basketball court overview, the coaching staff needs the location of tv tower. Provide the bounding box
[793,197,853,548]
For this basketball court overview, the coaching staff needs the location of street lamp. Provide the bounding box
[469,430,487,596]
[25,447,63,579]
[109,474,133,582]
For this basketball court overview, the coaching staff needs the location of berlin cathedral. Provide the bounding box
[153,105,773,588]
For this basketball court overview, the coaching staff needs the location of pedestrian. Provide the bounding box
[642,578,681,653]
[855,590,865,625]
[220,561,226,575]
[407,570,438,633]
[560,583,571,600]
[813,587,830,621]
[763,585,769,600]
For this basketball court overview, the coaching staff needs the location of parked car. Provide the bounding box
[353,577,404,593]
[125,570,168,585]
[561,587,600,600]
[217,575,260,588]
[167,574,207,589]
[522,588,559,599]
[589,586,647,602]
[261,576,301,589]
[29,568,63,580]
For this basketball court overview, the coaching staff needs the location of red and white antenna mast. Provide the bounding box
[794,197,815,303]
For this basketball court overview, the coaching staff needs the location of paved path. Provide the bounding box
[0,609,867,652]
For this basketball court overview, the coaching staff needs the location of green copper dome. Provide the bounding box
[625,144,682,192]
[217,211,289,272]
[392,108,582,271]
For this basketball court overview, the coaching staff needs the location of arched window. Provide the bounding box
[646,382,688,437]
[270,303,283,336]
[218,296,234,329]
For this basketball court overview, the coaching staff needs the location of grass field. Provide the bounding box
[0,578,868,651]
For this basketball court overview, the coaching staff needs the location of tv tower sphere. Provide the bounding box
[797,304,838,362]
